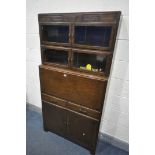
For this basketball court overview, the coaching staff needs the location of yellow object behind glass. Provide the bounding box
[86,64,92,70]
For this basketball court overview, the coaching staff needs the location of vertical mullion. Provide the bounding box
[72,23,75,46]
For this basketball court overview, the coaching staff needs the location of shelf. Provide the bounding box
[41,44,71,51]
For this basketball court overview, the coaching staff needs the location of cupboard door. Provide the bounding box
[39,66,107,111]
[67,110,99,150]
[42,101,67,136]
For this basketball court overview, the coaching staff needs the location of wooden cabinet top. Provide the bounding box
[38,11,121,23]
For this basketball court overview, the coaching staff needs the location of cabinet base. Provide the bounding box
[43,126,48,132]
[90,150,96,155]
[43,126,96,155]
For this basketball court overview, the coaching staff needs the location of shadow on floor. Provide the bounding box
[26,106,129,155]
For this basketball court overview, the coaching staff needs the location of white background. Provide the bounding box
[26,0,129,143]
[0,0,155,155]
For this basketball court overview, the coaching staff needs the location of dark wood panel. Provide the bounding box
[39,65,107,111]
[42,93,101,120]
[38,11,121,23]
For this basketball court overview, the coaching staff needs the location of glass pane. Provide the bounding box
[44,49,68,65]
[42,25,69,43]
[75,26,112,47]
[73,52,107,73]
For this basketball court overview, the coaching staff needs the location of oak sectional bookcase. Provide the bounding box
[38,11,121,155]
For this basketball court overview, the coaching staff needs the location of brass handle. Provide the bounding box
[63,74,67,77]
[51,101,57,105]
[82,133,86,136]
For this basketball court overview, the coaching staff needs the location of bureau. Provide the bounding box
[38,12,121,154]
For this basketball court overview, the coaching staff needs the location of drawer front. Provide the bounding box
[42,93,67,107]
[39,66,107,111]
[41,93,101,120]
[67,110,99,149]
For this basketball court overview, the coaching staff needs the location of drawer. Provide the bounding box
[66,101,101,120]
[39,65,107,111]
[42,93,67,107]
[41,93,101,120]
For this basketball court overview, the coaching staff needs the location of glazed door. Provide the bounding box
[67,110,99,149]
[71,49,113,76]
[42,101,67,136]
[40,23,71,46]
[72,23,116,50]
[41,46,71,68]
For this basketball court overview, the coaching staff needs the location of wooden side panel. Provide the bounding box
[40,66,107,111]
